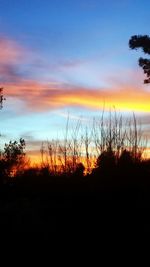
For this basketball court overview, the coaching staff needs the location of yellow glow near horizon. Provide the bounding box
[56,88,150,113]
[5,80,150,113]
[28,153,42,167]
[27,146,150,168]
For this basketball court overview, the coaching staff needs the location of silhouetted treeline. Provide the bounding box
[0,111,150,235]
[0,111,149,191]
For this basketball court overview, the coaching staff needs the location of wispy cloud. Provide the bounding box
[1,36,150,114]
[4,80,150,113]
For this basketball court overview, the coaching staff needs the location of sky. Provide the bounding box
[0,0,150,163]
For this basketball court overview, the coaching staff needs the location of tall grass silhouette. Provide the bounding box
[38,110,147,176]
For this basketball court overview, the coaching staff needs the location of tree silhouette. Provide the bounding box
[3,138,26,176]
[0,87,5,109]
[129,35,150,83]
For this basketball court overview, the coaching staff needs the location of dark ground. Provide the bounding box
[0,173,150,240]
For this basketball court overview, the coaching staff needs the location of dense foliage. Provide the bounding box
[129,35,150,83]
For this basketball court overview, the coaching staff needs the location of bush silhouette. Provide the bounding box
[96,150,116,173]
[73,162,85,177]
[118,150,133,168]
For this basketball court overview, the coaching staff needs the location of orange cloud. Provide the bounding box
[4,80,150,113]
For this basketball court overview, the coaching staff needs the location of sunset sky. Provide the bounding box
[0,0,150,163]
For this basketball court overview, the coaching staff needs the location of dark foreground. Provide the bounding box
[1,171,150,240]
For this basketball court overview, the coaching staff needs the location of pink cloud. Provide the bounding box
[0,37,25,65]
